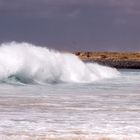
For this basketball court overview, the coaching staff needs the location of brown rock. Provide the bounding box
[74,52,140,69]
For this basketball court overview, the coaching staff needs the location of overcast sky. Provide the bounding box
[0,0,140,51]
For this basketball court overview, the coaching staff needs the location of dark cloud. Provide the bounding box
[0,0,140,51]
[1,0,140,17]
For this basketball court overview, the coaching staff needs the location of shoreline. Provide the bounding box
[0,134,139,140]
[74,52,140,69]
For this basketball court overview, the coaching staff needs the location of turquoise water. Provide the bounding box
[0,69,140,140]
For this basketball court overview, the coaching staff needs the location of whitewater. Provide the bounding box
[0,42,119,84]
[0,42,140,140]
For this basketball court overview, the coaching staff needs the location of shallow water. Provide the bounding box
[0,69,140,140]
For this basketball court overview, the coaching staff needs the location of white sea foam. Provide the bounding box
[0,134,140,140]
[0,42,119,84]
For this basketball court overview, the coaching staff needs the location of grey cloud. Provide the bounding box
[0,0,81,18]
[1,0,140,17]
[0,0,140,51]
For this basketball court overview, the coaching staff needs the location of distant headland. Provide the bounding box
[74,52,140,69]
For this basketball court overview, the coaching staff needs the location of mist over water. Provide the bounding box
[0,42,119,84]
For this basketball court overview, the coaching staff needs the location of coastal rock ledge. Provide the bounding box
[74,52,140,69]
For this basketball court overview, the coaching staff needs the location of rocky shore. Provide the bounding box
[74,52,140,69]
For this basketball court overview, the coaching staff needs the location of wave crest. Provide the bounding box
[0,42,119,84]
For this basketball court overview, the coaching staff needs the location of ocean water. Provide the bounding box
[0,42,140,140]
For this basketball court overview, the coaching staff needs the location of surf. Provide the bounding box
[0,42,119,84]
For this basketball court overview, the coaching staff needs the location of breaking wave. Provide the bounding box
[0,42,119,84]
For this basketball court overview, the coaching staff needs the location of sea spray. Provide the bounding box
[0,42,119,84]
